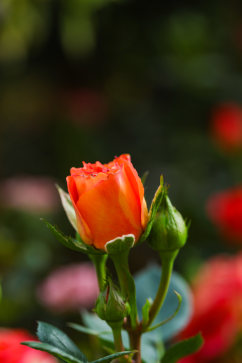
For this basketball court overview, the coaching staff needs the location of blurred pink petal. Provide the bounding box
[0,176,59,213]
[37,263,99,312]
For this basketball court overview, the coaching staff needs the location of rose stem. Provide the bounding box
[111,251,138,329]
[90,254,108,291]
[145,250,178,329]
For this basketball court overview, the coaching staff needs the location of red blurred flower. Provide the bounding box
[0,328,57,363]
[66,154,148,250]
[178,254,242,363]
[206,187,242,244]
[210,103,242,152]
[37,263,99,312]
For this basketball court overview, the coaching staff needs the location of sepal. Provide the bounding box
[140,176,164,243]
[56,184,77,232]
[105,234,135,255]
[42,219,104,255]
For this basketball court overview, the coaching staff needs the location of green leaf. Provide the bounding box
[90,350,135,363]
[22,341,86,363]
[42,219,104,255]
[68,322,112,337]
[161,333,204,363]
[36,321,88,362]
[105,234,135,254]
[140,176,164,243]
[56,185,77,232]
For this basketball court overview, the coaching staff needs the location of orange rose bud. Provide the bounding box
[66,154,148,250]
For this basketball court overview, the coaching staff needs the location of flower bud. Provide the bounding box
[95,281,130,326]
[148,193,188,252]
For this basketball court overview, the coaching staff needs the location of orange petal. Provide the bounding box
[76,170,142,249]
[116,155,148,229]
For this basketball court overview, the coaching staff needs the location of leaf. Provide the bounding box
[68,322,112,337]
[36,321,88,362]
[42,219,104,255]
[161,333,204,363]
[22,341,85,363]
[56,185,77,232]
[140,176,164,242]
[90,350,135,363]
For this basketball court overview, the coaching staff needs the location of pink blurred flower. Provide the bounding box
[0,176,58,213]
[0,328,57,363]
[178,254,242,363]
[210,103,242,152]
[37,263,99,312]
[206,186,242,244]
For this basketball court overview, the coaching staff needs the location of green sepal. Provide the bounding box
[42,219,104,255]
[146,290,182,332]
[90,350,136,363]
[141,171,149,186]
[105,234,135,255]
[142,298,153,326]
[161,333,204,363]
[140,176,165,243]
[56,184,77,232]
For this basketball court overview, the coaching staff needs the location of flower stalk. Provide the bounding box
[145,250,178,329]
[89,254,108,291]
[111,250,138,329]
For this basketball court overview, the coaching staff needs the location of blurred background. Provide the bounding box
[1,0,242,362]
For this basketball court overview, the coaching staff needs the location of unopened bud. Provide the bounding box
[95,280,130,326]
[148,193,188,252]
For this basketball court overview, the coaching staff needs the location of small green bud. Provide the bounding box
[95,280,130,326]
[148,193,188,252]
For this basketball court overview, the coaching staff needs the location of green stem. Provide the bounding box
[111,323,129,363]
[90,254,108,291]
[111,251,138,329]
[145,250,178,329]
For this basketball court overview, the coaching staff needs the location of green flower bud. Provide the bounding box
[148,193,188,252]
[95,280,130,327]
